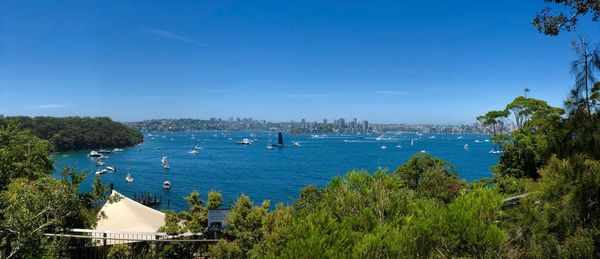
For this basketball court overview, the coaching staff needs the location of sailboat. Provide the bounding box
[411,138,415,146]
[270,132,285,148]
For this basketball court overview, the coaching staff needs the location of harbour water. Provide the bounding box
[53,132,499,211]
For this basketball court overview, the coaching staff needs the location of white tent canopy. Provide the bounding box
[95,190,165,233]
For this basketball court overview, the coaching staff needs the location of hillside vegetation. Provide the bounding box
[0,116,143,152]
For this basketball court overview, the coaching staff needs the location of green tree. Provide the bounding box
[533,0,600,36]
[0,120,53,190]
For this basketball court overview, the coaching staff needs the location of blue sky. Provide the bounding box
[1,1,599,123]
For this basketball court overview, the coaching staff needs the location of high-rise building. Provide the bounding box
[338,118,345,129]
[323,119,328,125]
[362,120,369,132]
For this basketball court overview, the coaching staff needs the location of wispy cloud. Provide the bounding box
[27,104,71,109]
[142,28,208,47]
[279,93,338,98]
[373,90,405,95]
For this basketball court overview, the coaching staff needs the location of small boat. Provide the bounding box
[420,150,426,153]
[106,166,117,172]
[395,145,402,148]
[489,149,503,154]
[161,156,168,164]
[266,145,273,150]
[193,145,202,150]
[89,150,102,157]
[428,136,436,139]
[293,141,301,147]
[98,149,112,154]
[464,144,470,150]
[474,140,481,143]
[156,146,161,150]
[96,161,105,166]
[163,163,170,170]
[189,149,199,154]
[411,139,415,146]
[484,139,491,142]
[163,181,171,190]
[112,148,124,152]
[375,135,385,141]
[125,173,134,183]
[236,138,252,145]
[381,145,387,149]
[95,170,104,175]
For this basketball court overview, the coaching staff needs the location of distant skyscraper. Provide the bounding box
[338,118,345,129]
[323,119,328,125]
[362,120,369,132]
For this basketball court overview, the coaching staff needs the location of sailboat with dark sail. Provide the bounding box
[270,131,285,148]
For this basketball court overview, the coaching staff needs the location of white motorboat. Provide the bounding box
[420,150,426,153]
[106,166,117,172]
[375,135,385,141]
[125,173,134,183]
[236,138,252,145]
[381,145,387,149]
[89,151,102,157]
[395,145,402,148]
[189,149,199,154]
[161,156,168,164]
[163,181,171,190]
[98,149,112,154]
[292,141,301,147]
[96,169,108,175]
[96,161,105,166]
[266,145,273,150]
[113,148,124,152]
[464,144,470,150]
[489,149,503,154]
[163,163,170,170]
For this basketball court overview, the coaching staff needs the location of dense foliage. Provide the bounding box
[0,120,107,258]
[0,116,143,152]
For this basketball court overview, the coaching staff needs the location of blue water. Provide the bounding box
[53,132,498,211]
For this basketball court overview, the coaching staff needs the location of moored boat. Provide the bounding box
[236,138,252,145]
[125,173,134,183]
[163,181,171,190]
[89,150,102,157]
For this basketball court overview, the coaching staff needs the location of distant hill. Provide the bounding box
[0,116,143,152]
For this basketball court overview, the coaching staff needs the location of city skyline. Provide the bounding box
[1,1,600,124]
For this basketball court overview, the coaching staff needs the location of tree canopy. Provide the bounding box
[0,116,143,152]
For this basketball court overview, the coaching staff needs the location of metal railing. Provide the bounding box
[44,229,219,258]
